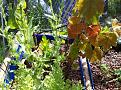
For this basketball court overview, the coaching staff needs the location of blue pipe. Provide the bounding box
[9,65,18,70]
[8,72,15,81]
[86,59,95,90]
[19,51,24,61]
[34,34,75,44]
[16,44,21,53]
[33,34,55,44]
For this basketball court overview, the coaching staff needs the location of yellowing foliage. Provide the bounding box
[66,0,117,63]
[67,16,87,39]
[67,26,117,63]
[73,0,104,20]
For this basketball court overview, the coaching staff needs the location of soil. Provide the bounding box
[61,45,121,90]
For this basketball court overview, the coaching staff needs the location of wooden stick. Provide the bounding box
[81,57,92,90]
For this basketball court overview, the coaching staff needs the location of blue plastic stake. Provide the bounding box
[19,51,24,61]
[9,72,15,81]
[16,45,21,53]
[79,58,86,90]
[86,59,95,90]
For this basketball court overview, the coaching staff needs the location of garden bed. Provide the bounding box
[92,48,121,90]
[61,46,121,90]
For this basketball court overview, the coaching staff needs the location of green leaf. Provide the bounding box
[8,4,18,29]
[92,16,98,25]
[114,69,121,76]
[100,26,110,33]
[18,0,26,9]
[42,36,47,42]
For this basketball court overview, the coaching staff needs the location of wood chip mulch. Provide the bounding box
[61,45,121,90]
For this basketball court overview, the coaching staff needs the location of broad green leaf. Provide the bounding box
[100,26,110,33]
[8,4,18,29]
[18,0,26,9]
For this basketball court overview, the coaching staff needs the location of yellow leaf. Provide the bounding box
[94,47,103,60]
[68,16,80,25]
[108,33,117,47]
[80,34,88,42]
[89,36,98,47]
[73,0,104,20]
[85,43,93,59]
[98,32,117,51]
[90,55,97,63]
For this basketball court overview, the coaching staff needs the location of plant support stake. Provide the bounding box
[80,57,92,90]
[87,59,95,90]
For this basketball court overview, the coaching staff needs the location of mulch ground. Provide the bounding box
[61,45,121,90]
[92,47,121,90]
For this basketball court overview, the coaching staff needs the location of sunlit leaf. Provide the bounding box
[86,24,100,38]
[100,26,110,33]
[18,0,26,9]
[73,0,104,20]
[8,4,18,29]
[98,32,117,51]
[68,16,80,25]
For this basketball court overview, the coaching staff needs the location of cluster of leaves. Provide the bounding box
[66,1,117,63]
[114,69,121,82]
[43,61,83,90]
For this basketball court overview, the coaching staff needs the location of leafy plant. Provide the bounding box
[42,60,83,90]
[114,69,121,82]
[108,0,121,16]
[100,63,112,78]
[66,1,118,64]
